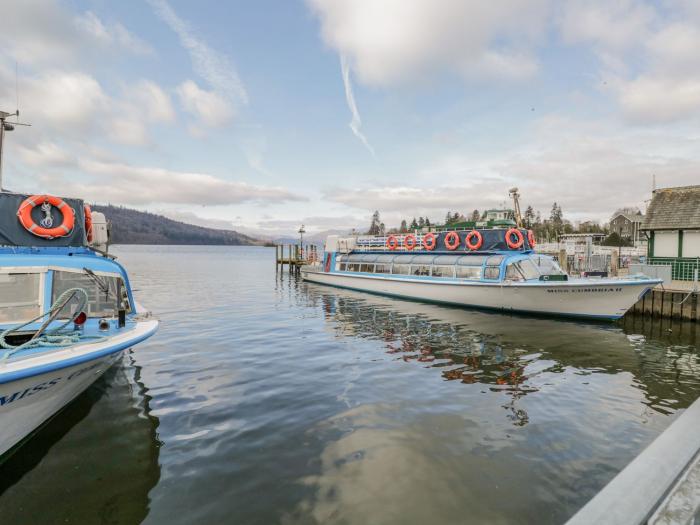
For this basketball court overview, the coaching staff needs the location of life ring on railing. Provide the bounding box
[84,204,93,243]
[404,234,417,250]
[444,231,460,250]
[465,230,483,251]
[505,228,524,249]
[17,195,75,239]
[386,235,399,250]
[423,232,437,251]
[527,229,536,248]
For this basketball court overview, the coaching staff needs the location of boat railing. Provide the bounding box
[354,234,430,252]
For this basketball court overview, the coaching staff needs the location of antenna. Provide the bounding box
[0,109,31,192]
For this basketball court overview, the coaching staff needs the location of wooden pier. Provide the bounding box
[275,244,318,273]
[626,288,700,322]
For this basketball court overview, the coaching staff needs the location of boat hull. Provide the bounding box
[301,269,655,320]
[0,319,158,457]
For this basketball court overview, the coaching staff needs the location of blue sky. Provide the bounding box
[1,0,700,237]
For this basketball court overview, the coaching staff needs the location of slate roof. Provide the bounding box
[642,185,700,230]
[611,212,644,223]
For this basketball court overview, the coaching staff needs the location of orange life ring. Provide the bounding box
[465,230,483,250]
[527,229,536,248]
[444,231,460,250]
[505,228,524,249]
[84,204,93,243]
[17,195,75,239]
[386,235,399,250]
[404,234,417,250]
[423,232,437,250]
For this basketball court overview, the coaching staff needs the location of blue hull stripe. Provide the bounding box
[0,323,158,385]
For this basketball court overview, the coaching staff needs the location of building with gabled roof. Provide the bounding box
[641,185,700,280]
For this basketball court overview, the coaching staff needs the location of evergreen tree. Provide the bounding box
[524,206,535,227]
[445,211,453,225]
[410,217,418,230]
[425,217,431,228]
[470,209,480,222]
[418,216,425,228]
[368,210,382,235]
[399,219,408,233]
[550,203,563,227]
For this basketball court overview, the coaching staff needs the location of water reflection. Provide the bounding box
[309,285,700,419]
[0,352,161,524]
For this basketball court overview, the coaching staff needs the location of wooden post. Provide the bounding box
[611,249,619,277]
[558,249,568,274]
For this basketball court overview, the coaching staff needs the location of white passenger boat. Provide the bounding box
[301,229,661,320]
[0,191,158,457]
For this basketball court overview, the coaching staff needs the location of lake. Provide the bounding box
[1,245,699,524]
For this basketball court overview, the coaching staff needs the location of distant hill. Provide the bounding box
[92,204,261,246]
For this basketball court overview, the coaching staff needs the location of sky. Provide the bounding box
[1,0,700,238]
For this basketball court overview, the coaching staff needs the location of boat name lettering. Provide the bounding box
[546,287,623,294]
[0,361,103,409]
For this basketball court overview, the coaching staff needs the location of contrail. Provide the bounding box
[147,0,248,107]
[340,55,375,157]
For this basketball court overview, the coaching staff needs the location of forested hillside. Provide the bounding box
[92,204,260,245]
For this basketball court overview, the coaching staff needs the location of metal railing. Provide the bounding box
[647,257,700,281]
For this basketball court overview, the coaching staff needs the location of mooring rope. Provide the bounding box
[0,287,101,362]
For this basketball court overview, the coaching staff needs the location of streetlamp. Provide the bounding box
[298,224,306,258]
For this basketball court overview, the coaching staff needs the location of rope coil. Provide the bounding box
[0,287,97,362]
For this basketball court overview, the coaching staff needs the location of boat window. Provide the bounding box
[431,265,455,278]
[518,259,540,280]
[486,255,504,266]
[433,255,461,265]
[374,264,391,274]
[412,265,431,276]
[339,263,348,271]
[505,263,523,281]
[347,263,360,272]
[484,266,501,280]
[455,266,482,279]
[359,264,373,273]
[531,255,566,276]
[457,255,486,266]
[52,270,131,318]
[0,273,42,323]
[411,255,435,264]
[391,264,410,275]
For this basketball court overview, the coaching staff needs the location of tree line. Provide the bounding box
[366,203,619,244]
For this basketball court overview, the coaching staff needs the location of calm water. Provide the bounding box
[1,245,699,524]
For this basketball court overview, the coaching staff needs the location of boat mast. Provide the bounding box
[0,109,30,192]
[509,187,523,227]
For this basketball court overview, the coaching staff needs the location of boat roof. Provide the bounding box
[0,246,129,279]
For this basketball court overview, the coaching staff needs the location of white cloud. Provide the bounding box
[73,11,153,56]
[308,0,548,86]
[130,80,176,123]
[340,55,374,156]
[177,80,234,128]
[149,0,247,103]
[35,158,306,206]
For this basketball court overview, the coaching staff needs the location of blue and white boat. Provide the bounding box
[301,229,661,320]
[0,191,158,457]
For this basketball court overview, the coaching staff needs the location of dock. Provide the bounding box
[626,288,700,323]
[275,244,318,273]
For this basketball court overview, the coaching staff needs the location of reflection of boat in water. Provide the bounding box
[302,231,660,320]
[308,285,700,416]
[0,352,160,524]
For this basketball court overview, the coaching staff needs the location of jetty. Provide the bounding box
[275,243,318,273]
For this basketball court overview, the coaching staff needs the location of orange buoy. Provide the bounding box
[404,234,417,250]
[444,231,460,250]
[17,195,75,240]
[527,229,536,248]
[465,230,483,250]
[84,204,93,243]
[386,235,399,250]
[505,228,524,249]
[423,232,437,250]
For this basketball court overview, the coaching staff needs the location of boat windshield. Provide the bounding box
[0,272,42,324]
[505,259,541,281]
[52,270,131,319]
[530,254,566,276]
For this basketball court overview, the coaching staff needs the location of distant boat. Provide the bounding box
[0,191,158,457]
[301,228,660,320]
